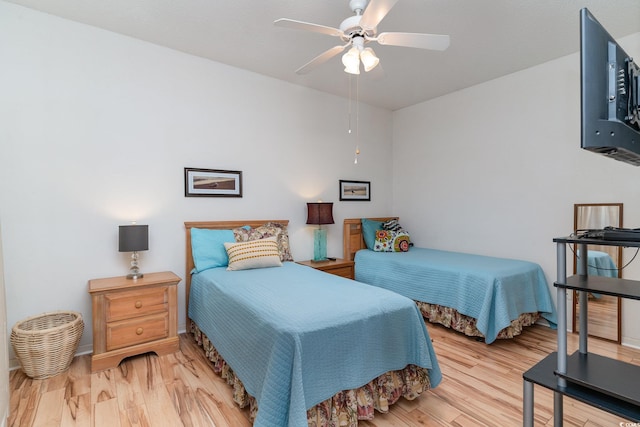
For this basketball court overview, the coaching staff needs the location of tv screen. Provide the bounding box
[581,8,640,166]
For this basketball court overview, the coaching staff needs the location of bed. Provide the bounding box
[584,250,618,299]
[585,250,618,278]
[184,220,441,427]
[343,217,557,343]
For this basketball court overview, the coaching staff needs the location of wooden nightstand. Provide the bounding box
[297,258,355,280]
[88,271,180,372]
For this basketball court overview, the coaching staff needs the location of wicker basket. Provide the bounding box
[11,311,84,379]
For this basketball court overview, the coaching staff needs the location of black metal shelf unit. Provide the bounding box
[522,236,640,425]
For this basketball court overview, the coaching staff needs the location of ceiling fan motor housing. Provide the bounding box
[342,0,375,39]
[340,15,365,38]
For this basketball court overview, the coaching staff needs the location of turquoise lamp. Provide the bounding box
[306,202,334,261]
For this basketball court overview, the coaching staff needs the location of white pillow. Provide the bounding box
[224,237,283,271]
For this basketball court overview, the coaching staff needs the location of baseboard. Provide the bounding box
[622,336,640,350]
[10,330,190,371]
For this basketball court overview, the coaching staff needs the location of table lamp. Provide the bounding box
[119,224,149,279]
[306,202,334,261]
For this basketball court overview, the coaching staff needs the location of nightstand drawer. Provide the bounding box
[106,312,169,351]
[105,287,168,322]
[326,266,354,278]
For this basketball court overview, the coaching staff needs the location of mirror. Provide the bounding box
[572,203,623,343]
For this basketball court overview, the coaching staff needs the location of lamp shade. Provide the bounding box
[360,47,379,72]
[306,203,334,225]
[342,46,360,75]
[118,225,149,252]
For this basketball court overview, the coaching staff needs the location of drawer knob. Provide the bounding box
[136,327,143,335]
[135,301,142,309]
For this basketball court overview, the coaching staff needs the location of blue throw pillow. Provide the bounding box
[191,228,235,272]
[361,218,383,250]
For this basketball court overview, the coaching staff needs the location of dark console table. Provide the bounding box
[522,236,640,426]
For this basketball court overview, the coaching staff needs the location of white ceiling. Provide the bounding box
[6,0,640,111]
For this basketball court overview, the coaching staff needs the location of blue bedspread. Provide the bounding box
[355,248,557,343]
[189,262,441,427]
[584,250,618,299]
[586,250,618,278]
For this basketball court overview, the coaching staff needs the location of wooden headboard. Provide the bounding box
[343,217,398,261]
[184,220,289,328]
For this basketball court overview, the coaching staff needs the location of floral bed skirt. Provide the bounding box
[415,301,540,340]
[190,322,432,426]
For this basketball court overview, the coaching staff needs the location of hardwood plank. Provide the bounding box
[113,359,152,426]
[8,380,39,427]
[65,354,92,398]
[130,353,185,426]
[91,369,117,404]
[405,394,462,425]
[31,388,64,426]
[117,404,151,427]
[93,397,121,427]
[60,393,91,426]
[174,339,252,426]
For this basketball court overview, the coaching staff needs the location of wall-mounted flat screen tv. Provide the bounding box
[581,8,640,166]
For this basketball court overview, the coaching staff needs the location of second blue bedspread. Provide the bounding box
[355,248,557,343]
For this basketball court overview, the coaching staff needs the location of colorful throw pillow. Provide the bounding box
[224,237,283,271]
[190,228,235,272]
[232,222,294,261]
[382,219,412,246]
[373,230,411,252]
[361,218,383,250]
[232,226,252,242]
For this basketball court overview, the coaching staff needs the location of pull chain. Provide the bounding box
[347,74,361,164]
[354,74,360,164]
[348,75,353,135]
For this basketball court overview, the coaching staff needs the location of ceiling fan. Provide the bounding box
[274,0,450,75]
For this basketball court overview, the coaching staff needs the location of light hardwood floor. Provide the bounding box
[9,324,640,426]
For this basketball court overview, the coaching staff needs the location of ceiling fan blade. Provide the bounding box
[295,44,349,74]
[359,0,399,31]
[376,32,450,51]
[274,18,343,38]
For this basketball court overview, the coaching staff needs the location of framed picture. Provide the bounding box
[184,168,243,197]
[339,180,370,201]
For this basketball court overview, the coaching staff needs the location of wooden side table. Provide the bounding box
[296,258,355,280]
[88,271,180,372]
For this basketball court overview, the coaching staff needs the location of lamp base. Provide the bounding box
[313,228,327,262]
[126,251,144,280]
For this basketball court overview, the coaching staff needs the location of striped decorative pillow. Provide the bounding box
[382,219,404,233]
[224,237,283,271]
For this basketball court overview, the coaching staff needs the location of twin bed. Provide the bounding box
[184,217,556,426]
[343,218,557,343]
[184,220,441,427]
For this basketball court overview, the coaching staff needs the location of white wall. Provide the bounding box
[3,2,639,368]
[393,32,640,346]
[0,221,9,426]
[0,2,393,362]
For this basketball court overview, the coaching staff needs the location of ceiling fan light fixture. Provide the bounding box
[276,0,450,75]
[342,46,361,74]
[360,47,379,72]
